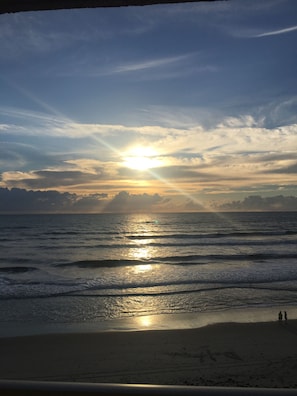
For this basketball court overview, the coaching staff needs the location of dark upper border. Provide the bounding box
[0,0,223,14]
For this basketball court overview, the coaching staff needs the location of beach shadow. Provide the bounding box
[280,321,297,336]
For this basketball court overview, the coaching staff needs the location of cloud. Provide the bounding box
[71,193,108,212]
[1,102,296,200]
[1,169,107,190]
[118,165,207,181]
[2,187,295,214]
[0,10,125,61]
[0,106,176,139]
[0,188,166,214]
[111,54,191,74]
[103,191,166,213]
[65,159,106,175]
[3,95,296,140]
[184,199,207,211]
[0,187,108,213]
[0,106,71,135]
[253,25,297,38]
[77,52,213,81]
[260,97,297,128]
[266,162,297,174]
[0,14,79,60]
[217,195,297,212]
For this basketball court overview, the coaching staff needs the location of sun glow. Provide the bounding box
[138,316,153,328]
[123,146,161,171]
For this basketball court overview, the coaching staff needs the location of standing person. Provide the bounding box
[284,311,287,321]
[278,311,283,321]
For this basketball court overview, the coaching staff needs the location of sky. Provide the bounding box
[0,0,297,213]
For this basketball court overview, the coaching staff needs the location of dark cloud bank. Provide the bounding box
[0,187,296,213]
[217,195,297,212]
[0,188,165,213]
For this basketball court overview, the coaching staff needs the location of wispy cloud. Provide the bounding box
[0,12,115,61]
[0,106,68,128]
[108,54,193,75]
[253,25,297,38]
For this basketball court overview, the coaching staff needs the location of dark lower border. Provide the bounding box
[0,381,297,396]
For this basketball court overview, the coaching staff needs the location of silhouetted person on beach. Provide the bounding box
[278,311,282,321]
[284,311,287,321]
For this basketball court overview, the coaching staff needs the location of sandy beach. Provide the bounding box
[0,320,297,388]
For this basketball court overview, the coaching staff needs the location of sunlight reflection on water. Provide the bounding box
[131,246,151,260]
[134,263,153,273]
[138,315,153,328]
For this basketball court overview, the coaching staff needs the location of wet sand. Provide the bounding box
[0,320,297,388]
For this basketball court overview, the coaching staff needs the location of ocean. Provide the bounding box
[0,212,297,335]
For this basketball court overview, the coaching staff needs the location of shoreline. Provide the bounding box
[0,305,296,338]
[0,319,297,388]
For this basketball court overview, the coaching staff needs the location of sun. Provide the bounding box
[123,146,160,171]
